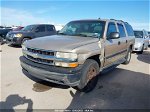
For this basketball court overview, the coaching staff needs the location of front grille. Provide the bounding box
[27,48,55,56]
[25,47,55,65]
[27,55,53,65]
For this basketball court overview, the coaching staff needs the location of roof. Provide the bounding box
[70,19,128,23]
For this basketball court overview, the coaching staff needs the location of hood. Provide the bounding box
[25,35,99,52]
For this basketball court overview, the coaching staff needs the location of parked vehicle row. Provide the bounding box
[20,19,135,92]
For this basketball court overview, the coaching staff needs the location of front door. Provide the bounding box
[104,22,123,67]
[34,25,46,38]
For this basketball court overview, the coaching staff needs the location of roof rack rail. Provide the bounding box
[117,20,124,22]
[110,19,117,21]
[124,22,128,24]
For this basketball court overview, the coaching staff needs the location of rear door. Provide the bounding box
[116,22,128,58]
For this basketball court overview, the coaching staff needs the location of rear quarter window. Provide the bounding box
[124,23,134,36]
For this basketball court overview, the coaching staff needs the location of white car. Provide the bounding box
[133,30,149,54]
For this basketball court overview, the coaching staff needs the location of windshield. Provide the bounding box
[22,25,35,31]
[59,21,105,38]
[134,31,143,38]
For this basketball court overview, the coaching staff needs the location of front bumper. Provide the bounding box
[133,44,143,51]
[6,36,22,45]
[20,56,82,86]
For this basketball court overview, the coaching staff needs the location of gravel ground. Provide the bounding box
[0,44,150,111]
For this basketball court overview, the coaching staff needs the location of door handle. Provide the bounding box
[118,41,121,45]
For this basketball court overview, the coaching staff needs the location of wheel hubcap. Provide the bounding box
[87,66,97,83]
[127,51,131,61]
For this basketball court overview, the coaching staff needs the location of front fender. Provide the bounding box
[72,41,104,64]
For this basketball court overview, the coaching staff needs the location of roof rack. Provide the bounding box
[110,19,125,23]
[110,19,117,21]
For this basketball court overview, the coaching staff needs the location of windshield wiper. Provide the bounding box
[73,33,87,37]
[58,32,67,35]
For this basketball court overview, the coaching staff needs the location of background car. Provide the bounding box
[0,28,12,37]
[0,28,12,44]
[6,24,57,46]
[133,30,149,54]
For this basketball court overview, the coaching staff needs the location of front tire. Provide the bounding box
[21,38,30,45]
[74,59,99,93]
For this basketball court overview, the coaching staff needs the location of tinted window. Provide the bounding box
[117,23,126,37]
[124,23,134,36]
[46,25,55,31]
[22,25,35,31]
[107,22,117,37]
[36,25,45,32]
[134,31,143,38]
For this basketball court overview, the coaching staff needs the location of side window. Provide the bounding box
[36,25,45,32]
[46,25,55,31]
[143,30,148,37]
[117,23,126,37]
[124,23,134,36]
[107,22,117,38]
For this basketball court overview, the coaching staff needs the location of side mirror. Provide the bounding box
[109,32,120,39]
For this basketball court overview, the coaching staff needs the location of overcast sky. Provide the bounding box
[1,0,149,30]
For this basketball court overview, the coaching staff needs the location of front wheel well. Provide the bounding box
[23,37,32,39]
[130,44,133,50]
[87,54,101,67]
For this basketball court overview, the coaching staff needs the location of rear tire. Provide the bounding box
[74,59,99,93]
[123,48,131,65]
[139,45,144,54]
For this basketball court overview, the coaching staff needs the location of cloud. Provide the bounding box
[1,7,54,26]
[36,6,58,14]
[119,18,150,31]
[130,22,150,31]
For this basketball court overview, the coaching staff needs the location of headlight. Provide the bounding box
[56,52,77,60]
[55,52,78,67]
[13,33,22,38]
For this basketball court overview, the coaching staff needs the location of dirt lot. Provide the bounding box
[0,44,150,111]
